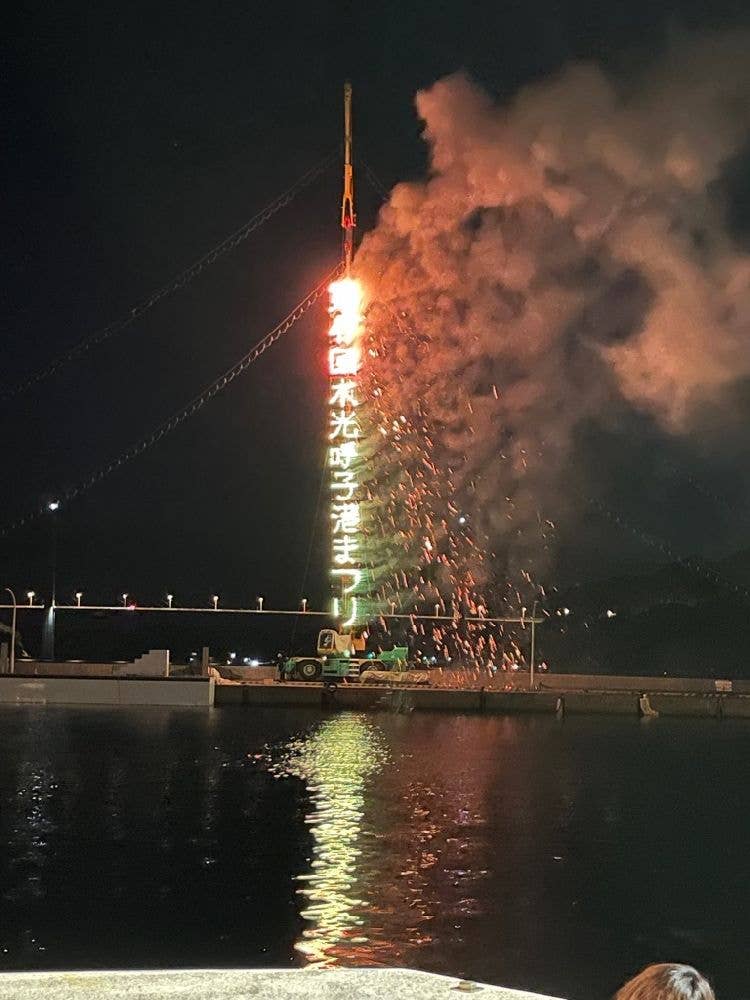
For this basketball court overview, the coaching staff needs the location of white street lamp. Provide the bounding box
[122,593,128,607]
[301,597,307,613]
[75,592,82,607]
[212,595,219,610]
[167,594,174,608]
[257,596,264,612]
[27,591,35,606]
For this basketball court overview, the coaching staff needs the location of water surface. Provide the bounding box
[0,706,746,1000]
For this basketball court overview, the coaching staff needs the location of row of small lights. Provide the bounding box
[15,594,618,618]
[38,501,619,618]
[19,593,304,611]
[555,607,617,618]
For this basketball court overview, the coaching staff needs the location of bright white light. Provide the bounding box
[606,609,617,618]
[563,607,570,615]
[341,597,358,629]
[327,277,364,630]
[27,591,35,601]
[458,515,467,525]
[212,595,219,609]
[250,659,260,667]
[47,500,60,512]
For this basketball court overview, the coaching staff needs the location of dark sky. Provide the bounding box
[3,0,750,612]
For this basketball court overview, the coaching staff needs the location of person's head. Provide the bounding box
[615,964,715,1000]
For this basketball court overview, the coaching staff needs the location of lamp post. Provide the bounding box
[4,588,17,675]
[27,591,35,606]
[40,500,60,660]
[167,594,174,609]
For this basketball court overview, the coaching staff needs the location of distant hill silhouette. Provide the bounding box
[539,552,750,678]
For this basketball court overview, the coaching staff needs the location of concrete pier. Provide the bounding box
[214,679,750,718]
[0,968,565,1000]
[0,675,214,707]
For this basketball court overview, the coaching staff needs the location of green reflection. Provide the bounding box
[273,713,388,966]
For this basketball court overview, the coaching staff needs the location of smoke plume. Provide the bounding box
[355,27,750,623]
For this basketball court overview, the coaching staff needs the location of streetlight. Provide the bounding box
[212,595,219,610]
[75,592,82,607]
[41,500,60,660]
[301,597,307,613]
[27,591,35,606]
[122,593,128,607]
[166,594,174,608]
[257,596,264,612]
[3,589,17,674]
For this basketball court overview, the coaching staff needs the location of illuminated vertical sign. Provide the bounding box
[328,278,364,627]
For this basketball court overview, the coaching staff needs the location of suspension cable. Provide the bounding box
[0,263,343,538]
[1,149,337,403]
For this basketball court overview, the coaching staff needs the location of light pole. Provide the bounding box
[41,499,60,660]
[529,600,538,691]
[4,588,17,675]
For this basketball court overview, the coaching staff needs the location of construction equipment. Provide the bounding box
[278,628,409,682]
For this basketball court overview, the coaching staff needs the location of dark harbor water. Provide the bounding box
[0,707,747,1000]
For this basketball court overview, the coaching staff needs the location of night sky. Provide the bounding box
[3,0,750,615]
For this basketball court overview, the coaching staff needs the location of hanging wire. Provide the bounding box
[1,149,338,403]
[587,497,750,602]
[362,157,391,202]
[0,263,344,539]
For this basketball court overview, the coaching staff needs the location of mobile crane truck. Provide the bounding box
[278,628,409,682]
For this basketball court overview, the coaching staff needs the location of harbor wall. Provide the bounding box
[0,675,214,707]
[536,673,749,694]
[214,681,750,718]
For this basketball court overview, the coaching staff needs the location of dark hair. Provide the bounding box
[615,964,715,1000]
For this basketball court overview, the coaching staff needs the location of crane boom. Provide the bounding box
[341,82,356,275]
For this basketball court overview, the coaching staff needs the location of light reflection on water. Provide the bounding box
[271,712,503,969]
[271,713,389,965]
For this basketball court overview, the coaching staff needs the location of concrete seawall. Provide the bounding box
[0,675,214,707]
[214,681,749,718]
